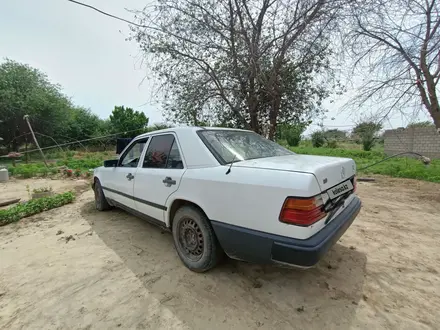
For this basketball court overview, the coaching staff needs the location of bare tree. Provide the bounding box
[347,0,440,131]
[130,0,348,139]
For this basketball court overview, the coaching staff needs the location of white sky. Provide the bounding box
[0,0,431,133]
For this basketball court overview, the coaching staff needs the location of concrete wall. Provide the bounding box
[384,127,440,159]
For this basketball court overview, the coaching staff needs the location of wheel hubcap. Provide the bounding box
[178,218,204,261]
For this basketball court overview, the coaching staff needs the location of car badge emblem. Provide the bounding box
[341,167,346,179]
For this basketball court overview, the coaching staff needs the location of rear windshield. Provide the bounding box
[198,129,293,164]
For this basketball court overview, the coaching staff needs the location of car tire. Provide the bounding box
[94,179,111,211]
[172,205,223,272]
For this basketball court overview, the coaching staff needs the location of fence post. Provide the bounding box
[23,115,48,168]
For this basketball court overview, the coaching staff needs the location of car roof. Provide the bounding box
[135,126,251,139]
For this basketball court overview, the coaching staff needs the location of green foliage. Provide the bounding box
[109,106,149,138]
[361,137,375,151]
[353,121,383,136]
[0,191,76,226]
[147,123,173,132]
[8,163,51,178]
[56,157,103,170]
[292,146,440,183]
[293,146,384,158]
[324,129,346,140]
[277,124,306,147]
[406,121,435,128]
[6,152,110,178]
[130,0,343,137]
[311,131,326,147]
[0,59,72,150]
[0,60,152,155]
[326,140,338,148]
[353,121,383,151]
[64,107,102,142]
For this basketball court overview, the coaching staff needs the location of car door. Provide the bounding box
[133,133,185,223]
[100,138,148,211]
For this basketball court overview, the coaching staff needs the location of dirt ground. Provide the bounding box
[0,177,439,330]
[0,177,90,208]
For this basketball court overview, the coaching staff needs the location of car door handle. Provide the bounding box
[126,173,134,181]
[162,177,176,186]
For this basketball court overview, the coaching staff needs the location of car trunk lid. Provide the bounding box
[234,154,356,192]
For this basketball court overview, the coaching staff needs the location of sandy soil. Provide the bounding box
[0,177,439,329]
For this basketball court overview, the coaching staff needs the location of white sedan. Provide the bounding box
[93,127,361,272]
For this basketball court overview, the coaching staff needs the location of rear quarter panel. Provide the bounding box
[165,166,325,239]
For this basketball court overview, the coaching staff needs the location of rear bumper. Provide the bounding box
[211,195,361,268]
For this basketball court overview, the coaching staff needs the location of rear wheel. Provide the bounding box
[94,179,111,211]
[172,205,223,272]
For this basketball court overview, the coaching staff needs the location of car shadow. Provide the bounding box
[81,202,367,329]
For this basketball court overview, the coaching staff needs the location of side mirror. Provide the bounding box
[103,159,118,168]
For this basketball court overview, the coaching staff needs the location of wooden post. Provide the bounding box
[0,120,3,153]
[23,115,48,167]
[25,136,28,164]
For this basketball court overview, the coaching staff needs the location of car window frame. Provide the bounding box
[140,132,186,170]
[117,137,149,168]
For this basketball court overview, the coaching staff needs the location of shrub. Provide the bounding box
[326,140,338,148]
[285,130,302,147]
[277,124,305,147]
[362,134,375,151]
[311,131,325,148]
[283,126,304,147]
[65,151,76,158]
[353,121,382,151]
[0,191,76,226]
[7,151,111,179]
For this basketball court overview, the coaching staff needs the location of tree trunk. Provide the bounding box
[268,94,281,140]
[12,138,18,152]
[425,80,440,131]
[419,47,440,131]
[248,95,260,134]
[429,104,440,131]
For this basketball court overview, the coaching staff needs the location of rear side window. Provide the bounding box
[143,134,183,169]
[166,140,183,169]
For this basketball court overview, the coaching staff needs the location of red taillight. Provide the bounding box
[279,196,326,226]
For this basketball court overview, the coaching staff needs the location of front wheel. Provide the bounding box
[172,206,223,272]
[94,179,111,211]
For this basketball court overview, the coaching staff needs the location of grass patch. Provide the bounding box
[292,147,440,183]
[3,151,115,178]
[0,191,76,226]
[56,158,103,169]
[7,163,57,178]
[3,148,439,183]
